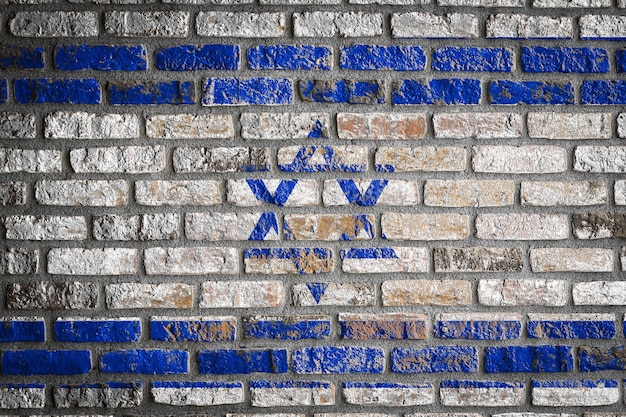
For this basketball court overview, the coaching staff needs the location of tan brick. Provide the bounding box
[106,283,193,309]
[382,213,470,240]
[245,247,334,275]
[338,313,428,339]
[48,248,138,275]
[530,248,613,272]
[185,212,279,241]
[146,114,234,139]
[35,180,128,207]
[135,180,221,206]
[433,112,522,139]
[472,145,567,173]
[285,214,375,240]
[573,281,626,305]
[522,181,607,206]
[337,113,426,140]
[382,279,472,306]
[70,145,166,173]
[201,281,284,308]
[527,112,611,139]
[145,247,238,275]
[479,278,567,306]
[434,247,523,272]
[376,147,466,172]
[615,180,626,205]
[241,113,330,139]
[323,179,419,206]
[424,179,514,207]
[476,214,569,240]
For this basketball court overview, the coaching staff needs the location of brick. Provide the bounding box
[583,81,626,104]
[532,380,619,406]
[228,179,318,207]
[106,283,193,309]
[0,113,36,138]
[109,81,195,105]
[294,12,382,37]
[0,248,38,275]
[0,46,44,70]
[375,147,466,172]
[476,214,569,240]
[105,11,189,36]
[147,114,233,139]
[284,214,374,241]
[0,384,46,408]
[522,47,608,73]
[439,0,523,4]
[573,281,626,305]
[250,380,334,407]
[393,79,481,105]
[93,213,179,241]
[534,0,610,5]
[100,349,188,374]
[490,81,574,104]
[530,248,613,272]
[48,248,138,275]
[54,382,142,408]
[10,12,98,37]
[198,349,288,374]
[150,316,236,342]
[5,215,87,240]
[244,315,330,340]
[487,14,572,38]
[393,347,478,373]
[292,282,375,306]
[174,147,271,173]
[6,281,98,309]
[337,113,426,140]
[618,51,626,72]
[435,313,522,340]
[157,45,239,71]
[433,112,522,139]
[197,12,285,37]
[185,212,279,241]
[425,180,514,207]
[618,113,626,137]
[434,247,523,273]
[528,112,611,139]
[0,148,61,173]
[615,181,626,205]
[391,13,479,38]
[55,45,147,71]
[2,350,91,375]
[440,381,525,406]
[152,381,243,406]
[528,313,616,339]
[580,15,626,39]
[299,79,385,104]
[241,112,329,140]
[144,247,238,275]
[342,382,434,406]
[485,345,573,373]
[382,213,470,240]
[245,247,333,274]
[293,346,384,374]
[0,318,45,342]
[339,313,427,340]
[522,181,607,206]
[478,278,567,306]
[622,247,626,269]
[200,281,284,308]
[135,180,221,206]
[572,212,626,239]
[279,145,367,172]
[575,146,626,172]
[0,80,6,103]
[0,182,26,206]
[579,346,626,371]
[249,45,332,70]
[325,179,419,207]
[382,279,471,306]
[341,45,425,71]
[473,146,567,173]
[45,112,139,139]
[433,47,513,72]
[54,318,140,343]
[341,247,428,273]
[15,78,100,104]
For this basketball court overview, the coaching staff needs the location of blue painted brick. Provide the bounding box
[243,316,330,340]
[278,146,367,173]
[284,213,374,241]
[153,381,242,389]
[341,45,425,71]
[432,47,513,72]
[299,79,385,104]
[0,46,44,69]
[203,77,292,105]
[393,79,481,105]
[617,50,626,72]
[392,347,478,373]
[14,78,100,104]
[198,349,288,374]
[582,80,626,104]
[251,380,331,389]
[249,45,332,70]
[435,319,521,340]
[109,81,195,105]
[54,318,141,343]
[292,346,384,374]
[522,46,608,73]
[58,381,140,389]
[490,81,574,105]
[441,380,524,389]
[579,346,626,371]
[2,350,91,375]
[99,349,188,374]
[333,180,389,206]
[0,319,45,342]
[528,319,615,339]
[244,247,333,274]
[0,79,6,103]
[157,45,239,71]
[485,345,573,373]
[150,317,236,342]
[532,379,617,388]
[340,313,427,340]
[55,45,147,71]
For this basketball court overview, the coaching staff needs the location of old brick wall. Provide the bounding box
[1,0,626,415]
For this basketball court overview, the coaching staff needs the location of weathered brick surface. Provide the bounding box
[10,12,98,37]
[197,12,285,37]
[476,214,569,240]
[433,112,522,139]
[0,182,27,206]
[473,146,567,173]
[382,213,470,240]
[70,145,165,173]
[425,180,514,207]
[45,112,139,139]
[201,281,285,308]
[530,248,613,272]
[391,13,479,38]
[0,148,61,173]
[324,179,419,206]
[146,114,233,139]
[382,279,472,306]
[5,216,88,240]
[135,180,221,206]
[0,248,39,274]
[144,247,238,275]
[0,112,36,138]
[106,283,193,309]
[7,281,98,309]
[434,247,523,272]
[522,181,607,206]
[105,11,189,37]
[48,248,138,275]
[35,180,129,206]
[241,113,329,140]
[479,279,568,306]
[527,112,611,139]
[337,113,426,140]
[174,147,271,173]
[376,147,466,172]
[486,14,572,38]
[93,213,179,241]
[294,12,382,37]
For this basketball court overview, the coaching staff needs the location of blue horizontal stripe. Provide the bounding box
[343,382,432,389]
[433,47,513,72]
[392,347,478,373]
[579,345,626,371]
[203,77,292,105]
[0,45,44,69]
[55,45,147,71]
[54,319,141,343]
[582,80,626,104]
[99,349,188,374]
[157,45,239,71]
[341,45,425,71]
[198,349,288,374]
[441,380,523,389]
[150,319,235,342]
[153,381,243,389]
[528,320,615,339]
[394,79,481,105]
[2,350,91,375]
[521,46,608,73]
[341,248,398,259]
[532,379,617,388]
[485,345,573,373]
[490,81,574,105]
[435,320,521,340]
[249,45,332,70]
[244,318,330,340]
[299,79,384,104]
[250,380,331,389]
[15,78,100,104]
[109,81,195,105]
[293,346,384,374]
[0,320,45,342]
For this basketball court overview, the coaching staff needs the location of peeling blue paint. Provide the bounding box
[279,146,366,172]
[341,45,425,71]
[433,47,513,72]
[490,81,574,105]
[99,349,188,374]
[393,79,481,105]
[293,346,384,374]
[299,79,384,104]
[0,319,45,342]
[157,45,239,71]
[532,379,617,388]
[14,78,100,104]
[0,79,6,103]
[198,349,288,374]
[521,46,608,73]
[54,319,141,343]
[244,247,333,274]
[337,179,388,206]
[150,318,235,342]
[528,319,615,339]
[441,380,523,389]
[392,347,478,373]
[249,45,332,70]
[344,381,432,389]
[0,45,44,69]
[246,179,298,206]
[341,247,398,259]
[55,45,147,71]
[617,50,626,72]
[306,282,328,303]
[203,77,292,105]
[579,345,626,371]
[582,80,626,104]
[248,212,279,241]
[251,380,331,389]
[153,381,242,388]
[243,317,330,340]
[485,345,573,373]
[109,81,195,105]
[2,350,91,375]
[435,319,522,340]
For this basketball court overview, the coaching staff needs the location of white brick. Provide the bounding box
[433,112,522,139]
[93,213,179,241]
[135,180,221,206]
[479,279,567,306]
[10,12,98,36]
[342,384,434,406]
[201,281,284,308]
[477,214,569,240]
[382,213,470,240]
[146,114,233,139]
[532,382,619,406]
[439,0,522,4]
[425,180,514,207]
[530,248,613,272]
[391,13,479,38]
[486,14,573,38]
[382,279,472,306]
[294,12,383,37]
[241,113,330,140]
[574,146,626,173]
[0,148,61,173]
[54,381,143,408]
[337,113,427,140]
[292,282,375,306]
[152,383,243,406]
[144,247,238,275]
[0,385,46,408]
[185,212,279,241]
[278,146,367,172]
[45,112,139,139]
[617,113,626,138]
[5,216,87,240]
[615,180,626,205]
[440,382,525,406]
[227,179,318,207]
[573,281,626,305]
[323,180,419,206]
[522,181,607,206]
[48,248,138,275]
[197,12,285,37]
[534,0,610,6]
[70,145,165,173]
[35,180,128,207]
[0,112,36,139]
[250,382,334,407]
[580,15,626,39]
[106,283,193,309]
[342,247,428,273]
[376,147,466,172]
[473,146,567,173]
[105,11,189,36]
[527,112,611,140]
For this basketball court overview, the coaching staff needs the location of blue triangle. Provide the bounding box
[306,282,328,304]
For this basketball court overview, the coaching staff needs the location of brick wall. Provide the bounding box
[1,0,626,414]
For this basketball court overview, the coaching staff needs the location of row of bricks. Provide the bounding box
[1,313,625,342]
[4,44,626,74]
[4,12,626,40]
[2,380,626,408]
[5,78,626,105]
[5,278,626,308]
[6,145,626,174]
